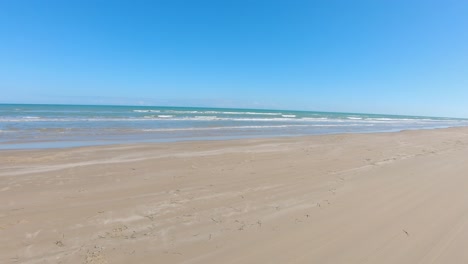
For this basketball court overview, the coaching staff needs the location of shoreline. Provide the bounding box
[1,125,465,151]
[2,127,468,263]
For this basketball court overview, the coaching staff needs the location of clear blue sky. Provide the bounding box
[1,0,467,117]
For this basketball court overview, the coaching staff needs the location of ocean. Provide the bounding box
[1,104,467,149]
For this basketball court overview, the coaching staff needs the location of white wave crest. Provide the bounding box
[133,110,160,113]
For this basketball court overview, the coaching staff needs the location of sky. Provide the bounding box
[0,0,467,117]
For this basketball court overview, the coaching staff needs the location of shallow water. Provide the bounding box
[1,104,467,149]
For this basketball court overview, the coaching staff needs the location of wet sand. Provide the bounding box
[2,127,468,263]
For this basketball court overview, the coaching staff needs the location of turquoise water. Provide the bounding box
[1,104,467,149]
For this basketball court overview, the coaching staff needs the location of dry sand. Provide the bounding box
[2,127,468,263]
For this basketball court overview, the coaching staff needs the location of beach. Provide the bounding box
[2,127,468,263]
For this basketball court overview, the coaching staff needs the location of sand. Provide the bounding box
[2,127,468,263]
